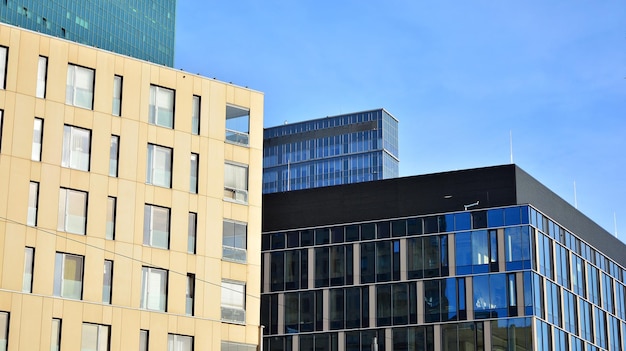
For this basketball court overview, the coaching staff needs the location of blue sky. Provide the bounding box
[175,1,626,238]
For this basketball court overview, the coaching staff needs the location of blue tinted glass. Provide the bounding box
[455,213,471,231]
[455,232,472,275]
[504,207,522,225]
[487,209,505,227]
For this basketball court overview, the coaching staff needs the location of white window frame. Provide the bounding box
[36,56,48,98]
[168,334,192,351]
[225,104,250,146]
[143,204,170,249]
[27,181,39,226]
[106,196,116,240]
[0,46,7,90]
[112,75,122,116]
[109,135,119,177]
[221,280,246,323]
[32,118,43,161]
[81,323,109,351]
[23,247,34,293]
[139,330,149,351]
[0,312,8,351]
[62,125,91,171]
[53,252,84,300]
[221,341,257,351]
[191,95,200,135]
[146,144,172,188]
[149,84,174,128]
[222,220,247,263]
[141,267,168,312]
[102,260,113,304]
[224,162,248,203]
[57,188,88,235]
[66,64,94,109]
[188,212,197,254]
[186,274,194,316]
[190,153,198,193]
[51,318,61,351]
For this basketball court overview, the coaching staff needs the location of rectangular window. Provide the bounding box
[139,330,148,351]
[143,204,170,249]
[190,153,198,193]
[222,221,247,262]
[106,197,116,240]
[146,144,172,188]
[37,56,48,98]
[23,247,34,293]
[112,75,122,116]
[191,95,200,135]
[109,135,119,177]
[66,64,94,109]
[187,212,196,254]
[0,46,7,89]
[0,312,8,351]
[27,181,39,226]
[224,163,248,203]
[221,280,245,323]
[32,118,43,161]
[57,188,88,235]
[0,110,3,152]
[225,105,249,146]
[62,125,91,171]
[51,318,61,351]
[149,85,174,128]
[140,267,167,312]
[186,274,194,316]
[221,342,257,351]
[53,252,84,300]
[167,334,192,351]
[103,260,113,304]
[81,323,109,351]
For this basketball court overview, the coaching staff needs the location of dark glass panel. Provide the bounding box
[360,242,376,283]
[286,231,299,248]
[376,241,392,282]
[329,289,344,330]
[270,251,284,291]
[361,223,375,240]
[315,290,324,331]
[346,225,359,241]
[284,293,299,333]
[393,283,408,325]
[262,234,270,251]
[442,278,457,321]
[407,237,424,279]
[407,218,423,235]
[361,287,370,328]
[329,246,345,286]
[377,221,390,238]
[271,232,285,249]
[314,247,329,288]
[424,280,441,323]
[301,230,313,246]
[472,211,487,229]
[423,216,438,234]
[300,291,314,332]
[345,287,361,329]
[346,245,354,285]
[315,228,329,245]
[285,250,300,290]
[301,249,309,289]
[423,236,440,278]
[331,226,344,243]
[392,219,406,237]
[377,284,392,326]
[455,232,472,275]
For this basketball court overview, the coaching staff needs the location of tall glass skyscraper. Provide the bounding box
[263,109,399,193]
[0,0,175,66]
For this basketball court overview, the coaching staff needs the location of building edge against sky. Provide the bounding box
[261,164,626,350]
[0,0,175,66]
[262,108,399,194]
[0,22,263,350]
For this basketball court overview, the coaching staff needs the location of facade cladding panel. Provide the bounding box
[0,0,175,66]
[261,164,626,350]
[263,109,399,193]
[0,24,263,350]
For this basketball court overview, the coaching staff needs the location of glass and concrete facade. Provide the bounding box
[0,0,175,66]
[261,165,626,350]
[0,23,263,350]
[263,109,399,193]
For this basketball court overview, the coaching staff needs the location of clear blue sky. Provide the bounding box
[175,1,626,239]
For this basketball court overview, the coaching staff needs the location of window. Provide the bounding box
[191,95,200,135]
[0,312,8,351]
[0,46,7,89]
[224,163,248,203]
[53,252,84,299]
[143,204,170,249]
[103,260,113,304]
[221,280,245,323]
[146,144,172,188]
[186,273,194,316]
[149,85,174,128]
[51,318,61,351]
[81,323,109,351]
[37,56,48,98]
[223,221,247,262]
[57,188,87,235]
[0,110,3,152]
[32,118,43,161]
[106,197,116,240]
[221,341,257,351]
[112,75,122,116]
[141,267,167,311]
[190,153,198,193]
[225,105,249,146]
[109,135,119,177]
[168,334,192,351]
[187,213,196,254]
[139,330,149,351]
[27,181,39,226]
[66,64,94,109]
[62,125,91,171]
[23,247,34,293]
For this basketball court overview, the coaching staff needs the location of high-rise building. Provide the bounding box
[0,0,175,66]
[263,109,399,193]
[261,164,626,350]
[0,23,263,350]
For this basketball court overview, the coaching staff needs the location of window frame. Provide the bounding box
[112,75,122,116]
[0,46,7,90]
[225,104,250,146]
[139,330,149,351]
[102,260,113,304]
[62,125,91,171]
[167,334,193,351]
[143,204,170,249]
[221,280,246,324]
[105,196,116,240]
[27,181,39,226]
[191,95,200,135]
[36,56,48,98]
[223,220,247,263]
[149,84,175,128]
[53,252,84,300]
[32,118,43,161]
[146,143,173,188]
[23,247,34,293]
[190,153,198,193]
[0,311,8,350]
[81,323,110,351]
[66,64,95,110]
[188,212,197,254]
[140,266,168,312]
[224,162,248,203]
[51,318,62,351]
[186,273,195,316]
[109,135,119,177]
[57,188,88,235]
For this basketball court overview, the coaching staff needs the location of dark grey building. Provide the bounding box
[261,164,626,350]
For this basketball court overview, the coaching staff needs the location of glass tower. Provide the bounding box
[263,109,399,193]
[0,0,175,66]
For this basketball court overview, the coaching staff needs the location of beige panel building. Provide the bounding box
[0,22,263,351]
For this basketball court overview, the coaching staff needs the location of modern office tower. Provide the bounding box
[0,0,175,66]
[0,23,263,350]
[261,164,626,351]
[262,109,399,193]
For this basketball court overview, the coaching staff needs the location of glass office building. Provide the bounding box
[261,165,626,350]
[263,109,399,193]
[0,0,175,66]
